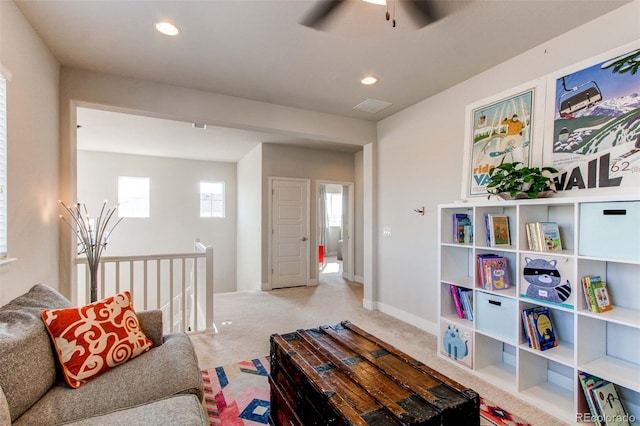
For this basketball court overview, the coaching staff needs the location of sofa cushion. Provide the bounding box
[41,291,153,388]
[13,332,204,425]
[60,394,207,426]
[0,284,73,422]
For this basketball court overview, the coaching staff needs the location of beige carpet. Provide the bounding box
[189,269,568,426]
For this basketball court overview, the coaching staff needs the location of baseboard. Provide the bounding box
[363,300,438,336]
[353,275,364,284]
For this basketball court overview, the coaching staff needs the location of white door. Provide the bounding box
[271,178,309,288]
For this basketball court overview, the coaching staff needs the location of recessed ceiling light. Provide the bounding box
[361,76,378,85]
[155,20,180,36]
[363,0,386,5]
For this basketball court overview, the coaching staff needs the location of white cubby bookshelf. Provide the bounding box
[437,195,640,425]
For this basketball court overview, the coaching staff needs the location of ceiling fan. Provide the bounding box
[301,0,442,29]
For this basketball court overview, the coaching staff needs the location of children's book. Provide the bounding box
[591,381,631,426]
[530,306,557,351]
[476,253,501,289]
[488,214,511,246]
[590,276,613,313]
[539,222,562,252]
[459,289,474,321]
[450,285,465,319]
[483,256,510,290]
[583,275,613,313]
[453,213,472,244]
[582,276,598,312]
[521,309,536,349]
[578,372,606,426]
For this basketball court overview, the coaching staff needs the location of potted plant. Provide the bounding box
[486,161,558,200]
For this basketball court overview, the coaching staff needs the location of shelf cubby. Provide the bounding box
[474,333,517,392]
[519,351,575,421]
[519,300,574,366]
[577,316,640,393]
[440,282,474,326]
[440,245,473,286]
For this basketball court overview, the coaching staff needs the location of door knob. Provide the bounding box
[301,237,308,241]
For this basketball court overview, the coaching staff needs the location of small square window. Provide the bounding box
[200,182,224,218]
[118,176,150,218]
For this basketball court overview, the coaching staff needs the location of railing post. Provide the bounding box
[205,246,216,333]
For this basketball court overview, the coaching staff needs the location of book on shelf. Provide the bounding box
[476,253,500,289]
[591,381,632,426]
[459,288,474,321]
[486,214,511,246]
[484,256,510,291]
[453,213,473,244]
[582,275,613,313]
[521,306,557,351]
[450,285,465,319]
[578,372,606,426]
[582,276,599,312]
[525,222,562,252]
[521,309,537,350]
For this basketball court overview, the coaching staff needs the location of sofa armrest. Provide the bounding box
[1,386,11,426]
[136,310,164,347]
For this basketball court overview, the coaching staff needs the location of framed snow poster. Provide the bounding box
[543,41,640,196]
[462,80,545,198]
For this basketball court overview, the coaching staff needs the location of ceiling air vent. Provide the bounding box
[353,99,392,114]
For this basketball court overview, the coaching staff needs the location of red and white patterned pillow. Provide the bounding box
[41,291,153,389]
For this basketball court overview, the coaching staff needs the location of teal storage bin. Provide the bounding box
[579,201,640,261]
[475,292,517,343]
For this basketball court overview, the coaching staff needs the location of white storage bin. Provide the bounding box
[579,201,640,261]
[475,292,517,343]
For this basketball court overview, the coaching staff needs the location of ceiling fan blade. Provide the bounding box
[301,0,345,29]
[404,0,442,28]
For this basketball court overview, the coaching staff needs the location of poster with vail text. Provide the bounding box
[546,43,640,195]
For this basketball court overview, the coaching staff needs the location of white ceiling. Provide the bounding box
[15,0,631,161]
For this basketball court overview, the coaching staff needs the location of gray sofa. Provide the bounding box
[0,284,207,425]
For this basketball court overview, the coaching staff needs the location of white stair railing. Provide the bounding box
[75,241,215,334]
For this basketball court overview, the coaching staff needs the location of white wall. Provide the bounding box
[261,144,357,286]
[77,151,238,293]
[374,2,640,333]
[0,1,60,304]
[354,150,364,282]
[236,144,262,291]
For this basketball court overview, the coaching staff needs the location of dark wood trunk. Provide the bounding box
[269,321,479,425]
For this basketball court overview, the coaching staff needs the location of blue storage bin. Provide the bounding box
[579,201,640,261]
[475,292,517,343]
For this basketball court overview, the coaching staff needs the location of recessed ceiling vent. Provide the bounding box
[192,123,207,129]
[353,99,392,114]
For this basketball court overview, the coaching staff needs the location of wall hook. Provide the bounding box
[413,206,425,216]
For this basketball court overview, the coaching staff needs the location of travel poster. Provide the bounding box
[549,44,640,194]
[466,88,536,197]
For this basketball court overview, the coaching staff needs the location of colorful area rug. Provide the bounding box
[202,357,532,426]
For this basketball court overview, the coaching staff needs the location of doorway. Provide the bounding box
[270,177,310,289]
[317,181,354,282]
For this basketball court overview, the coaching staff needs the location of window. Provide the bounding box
[200,182,224,218]
[0,74,7,257]
[118,176,150,218]
[327,193,342,227]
